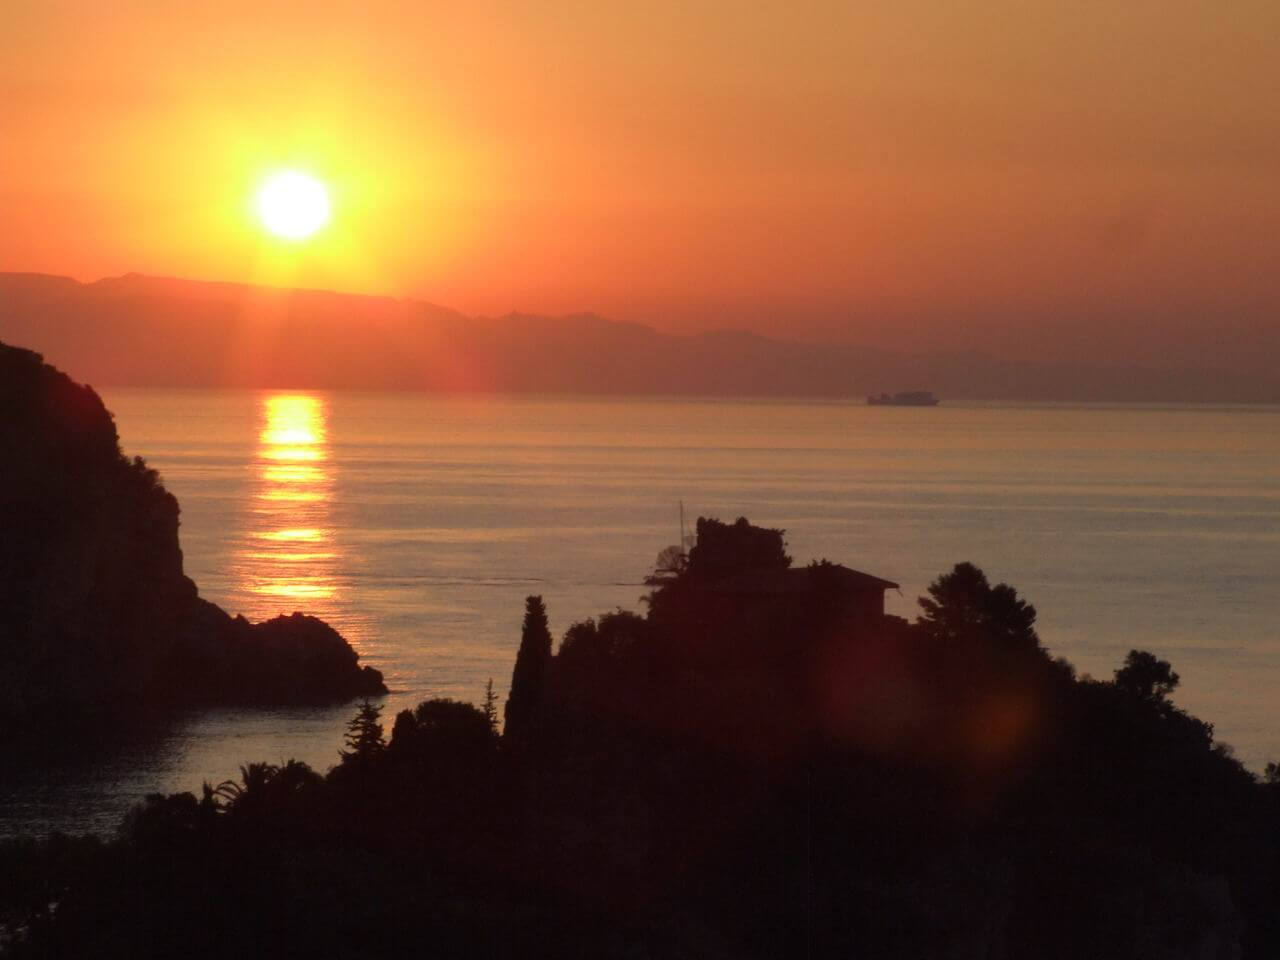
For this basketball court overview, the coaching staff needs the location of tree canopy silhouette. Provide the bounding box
[504,595,552,745]
[339,699,385,765]
[644,544,688,586]
[684,516,790,581]
[4,522,1277,960]
[916,561,1040,652]
[1114,649,1180,702]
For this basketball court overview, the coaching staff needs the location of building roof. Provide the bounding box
[705,564,899,597]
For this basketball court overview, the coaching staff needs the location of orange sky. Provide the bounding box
[2,1,1277,359]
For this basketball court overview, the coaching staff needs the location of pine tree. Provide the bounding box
[340,698,385,764]
[483,678,499,734]
[505,595,552,746]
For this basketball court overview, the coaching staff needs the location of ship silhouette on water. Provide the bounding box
[867,390,940,406]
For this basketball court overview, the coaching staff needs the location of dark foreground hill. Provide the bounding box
[3,518,1278,958]
[0,342,384,730]
[1,271,1274,402]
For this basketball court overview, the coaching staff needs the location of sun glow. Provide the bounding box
[255,170,331,239]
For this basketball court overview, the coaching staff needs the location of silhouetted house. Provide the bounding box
[705,564,899,629]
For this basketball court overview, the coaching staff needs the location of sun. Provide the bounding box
[255,170,331,240]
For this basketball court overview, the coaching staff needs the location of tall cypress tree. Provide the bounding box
[505,595,552,745]
[483,678,499,733]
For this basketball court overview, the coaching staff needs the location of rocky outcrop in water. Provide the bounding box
[0,341,384,726]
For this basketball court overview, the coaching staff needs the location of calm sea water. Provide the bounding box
[4,392,1278,837]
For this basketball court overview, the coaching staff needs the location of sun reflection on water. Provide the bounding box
[241,394,344,618]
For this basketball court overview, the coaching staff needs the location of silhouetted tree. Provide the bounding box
[340,699,385,764]
[10,523,1279,960]
[392,708,416,745]
[916,561,1039,652]
[199,780,219,817]
[644,544,688,586]
[274,758,324,795]
[557,610,649,675]
[406,698,494,745]
[388,698,497,778]
[505,596,552,745]
[685,516,791,581]
[213,761,280,816]
[1113,649,1180,702]
[483,678,499,733]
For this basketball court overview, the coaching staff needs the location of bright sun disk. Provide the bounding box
[256,171,331,239]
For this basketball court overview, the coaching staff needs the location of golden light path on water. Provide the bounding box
[241,393,348,631]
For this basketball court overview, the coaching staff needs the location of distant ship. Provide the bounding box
[866,390,940,406]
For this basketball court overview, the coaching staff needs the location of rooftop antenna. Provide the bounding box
[680,500,693,554]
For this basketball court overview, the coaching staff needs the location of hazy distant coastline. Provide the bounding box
[1,272,1274,404]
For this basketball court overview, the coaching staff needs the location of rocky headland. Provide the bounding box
[0,341,384,730]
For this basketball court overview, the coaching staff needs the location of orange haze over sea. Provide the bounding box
[2,2,1278,368]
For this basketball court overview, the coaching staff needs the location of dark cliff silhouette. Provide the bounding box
[3,517,1278,958]
[0,341,384,733]
[1,271,1275,402]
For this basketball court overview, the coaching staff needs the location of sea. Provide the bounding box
[3,391,1278,838]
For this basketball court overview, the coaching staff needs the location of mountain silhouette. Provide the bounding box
[0,271,1274,402]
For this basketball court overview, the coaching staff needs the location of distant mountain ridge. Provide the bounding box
[0,272,1273,402]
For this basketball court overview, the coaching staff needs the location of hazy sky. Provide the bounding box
[2,1,1277,362]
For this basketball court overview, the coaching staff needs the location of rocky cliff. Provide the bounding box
[0,341,384,725]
